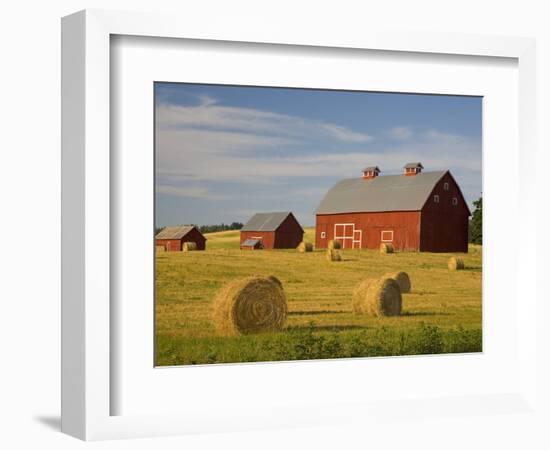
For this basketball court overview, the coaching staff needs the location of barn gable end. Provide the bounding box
[240,212,304,249]
[419,171,470,252]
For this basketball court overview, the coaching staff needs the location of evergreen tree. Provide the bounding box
[469,196,482,245]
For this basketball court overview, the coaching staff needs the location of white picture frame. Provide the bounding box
[61,9,538,441]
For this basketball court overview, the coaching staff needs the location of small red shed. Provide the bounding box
[155,225,207,251]
[240,212,304,250]
[315,163,471,252]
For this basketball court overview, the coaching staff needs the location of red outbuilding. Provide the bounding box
[315,163,471,252]
[155,225,207,251]
[240,212,304,250]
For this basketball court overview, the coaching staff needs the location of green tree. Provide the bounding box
[469,196,482,245]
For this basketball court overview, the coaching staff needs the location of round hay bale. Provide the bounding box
[352,277,402,317]
[182,241,197,252]
[351,279,375,314]
[328,240,342,250]
[385,271,411,293]
[380,243,394,254]
[267,275,283,288]
[212,276,287,336]
[297,242,313,253]
[448,256,465,270]
[326,248,342,262]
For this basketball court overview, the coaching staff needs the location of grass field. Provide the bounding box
[155,227,482,366]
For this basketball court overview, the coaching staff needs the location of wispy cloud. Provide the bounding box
[156,100,373,145]
[322,124,372,143]
[156,184,224,200]
[387,126,414,140]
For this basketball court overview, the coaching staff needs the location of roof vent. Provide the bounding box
[362,166,380,180]
[404,162,423,176]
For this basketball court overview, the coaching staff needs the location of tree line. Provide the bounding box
[155,222,243,235]
[468,196,482,245]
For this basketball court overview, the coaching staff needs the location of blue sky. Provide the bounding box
[155,83,482,227]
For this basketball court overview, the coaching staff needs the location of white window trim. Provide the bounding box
[452,197,458,205]
[381,230,394,242]
[444,182,450,191]
[434,194,440,203]
[320,231,326,239]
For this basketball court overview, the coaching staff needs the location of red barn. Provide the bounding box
[155,225,207,251]
[315,163,471,252]
[240,212,304,250]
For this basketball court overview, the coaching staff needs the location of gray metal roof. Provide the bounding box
[241,212,300,232]
[156,225,197,240]
[242,238,262,247]
[315,171,447,214]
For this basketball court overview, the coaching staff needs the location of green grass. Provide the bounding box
[155,227,482,365]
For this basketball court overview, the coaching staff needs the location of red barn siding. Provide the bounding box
[315,211,421,251]
[240,231,275,249]
[156,239,183,251]
[419,172,470,252]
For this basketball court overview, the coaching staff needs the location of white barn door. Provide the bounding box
[334,223,362,249]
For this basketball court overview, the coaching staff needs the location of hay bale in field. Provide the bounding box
[380,243,394,254]
[267,275,283,288]
[297,242,313,253]
[212,276,287,336]
[182,241,197,252]
[352,277,402,317]
[326,248,342,262]
[351,279,375,314]
[328,240,342,250]
[448,256,465,270]
[385,271,411,293]
[156,245,166,253]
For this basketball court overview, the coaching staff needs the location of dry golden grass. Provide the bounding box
[155,227,482,364]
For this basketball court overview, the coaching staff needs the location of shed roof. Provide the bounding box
[404,162,424,169]
[155,225,202,240]
[316,170,448,214]
[242,238,262,247]
[241,212,301,232]
[363,166,380,172]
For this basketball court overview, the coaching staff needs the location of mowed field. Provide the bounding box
[156,227,482,366]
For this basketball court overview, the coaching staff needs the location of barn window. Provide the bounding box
[452,197,458,205]
[381,230,393,242]
[434,194,440,203]
[320,231,326,239]
[443,182,449,191]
